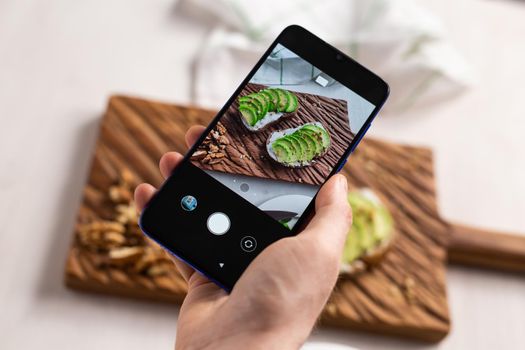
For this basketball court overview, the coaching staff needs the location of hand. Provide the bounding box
[135,125,352,350]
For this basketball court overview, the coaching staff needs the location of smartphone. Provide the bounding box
[140,25,389,291]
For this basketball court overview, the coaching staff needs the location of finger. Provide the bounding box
[185,125,206,148]
[134,183,157,212]
[168,252,219,292]
[301,174,352,250]
[158,127,206,180]
[159,152,183,179]
[170,255,197,282]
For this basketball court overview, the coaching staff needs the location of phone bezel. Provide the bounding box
[139,24,389,289]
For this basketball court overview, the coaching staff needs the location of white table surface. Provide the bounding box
[1,0,524,349]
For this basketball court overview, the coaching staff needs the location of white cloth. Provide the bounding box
[183,0,472,111]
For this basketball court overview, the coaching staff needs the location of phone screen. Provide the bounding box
[141,37,384,289]
[189,43,376,230]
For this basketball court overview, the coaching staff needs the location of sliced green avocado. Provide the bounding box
[348,192,375,222]
[342,191,395,266]
[287,134,309,162]
[372,204,393,244]
[259,90,276,111]
[279,218,291,230]
[282,135,302,163]
[272,138,295,161]
[239,104,258,126]
[344,219,366,262]
[348,192,388,253]
[293,132,316,160]
[239,98,260,112]
[299,128,324,154]
[263,89,280,110]
[284,90,298,113]
[272,140,295,164]
[297,130,322,157]
[239,98,265,120]
[251,93,269,121]
[357,215,375,254]
[273,89,289,112]
[302,124,330,150]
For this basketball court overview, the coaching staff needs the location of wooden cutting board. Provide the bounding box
[191,83,353,186]
[64,95,525,342]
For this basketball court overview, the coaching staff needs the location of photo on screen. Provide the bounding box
[191,44,375,229]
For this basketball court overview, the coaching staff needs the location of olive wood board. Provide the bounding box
[64,95,525,343]
[191,83,353,186]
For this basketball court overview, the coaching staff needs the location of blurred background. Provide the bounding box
[0,0,524,349]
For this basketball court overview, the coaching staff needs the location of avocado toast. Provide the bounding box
[238,88,299,131]
[341,189,395,275]
[266,122,331,167]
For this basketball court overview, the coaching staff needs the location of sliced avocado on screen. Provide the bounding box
[274,89,289,112]
[302,124,331,149]
[250,94,269,120]
[297,130,320,158]
[287,134,309,162]
[238,88,299,130]
[268,123,331,166]
[239,98,260,113]
[272,144,292,164]
[239,97,264,120]
[259,90,276,111]
[272,138,295,163]
[301,125,330,154]
[264,89,280,109]
[283,135,302,160]
[279,218,291,230]
[283,90,298,112]
[239,104,258,126]
[293,133,316,161]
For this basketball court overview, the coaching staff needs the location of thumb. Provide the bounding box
[301,174,352,252]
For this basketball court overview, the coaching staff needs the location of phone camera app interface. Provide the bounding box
[190,44,376,230]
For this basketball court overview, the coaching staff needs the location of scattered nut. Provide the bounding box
[120,168,135,186]
[75,168,179,280]
[191,150,207,160]
[147,263,172,277]
[192,122,229,165]
[109,247,144,265]
[109,185,132,203]
[116,203,137,225]
[216,123,226,134]
[104,231,126,246]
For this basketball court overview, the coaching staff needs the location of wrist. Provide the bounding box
[208,330,303,350]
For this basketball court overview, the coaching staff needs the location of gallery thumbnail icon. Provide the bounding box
[181,195,198,211]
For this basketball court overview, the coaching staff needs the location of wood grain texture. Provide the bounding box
[191,83,353,186]
[448,223,525,272]
[65,95,451,342]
